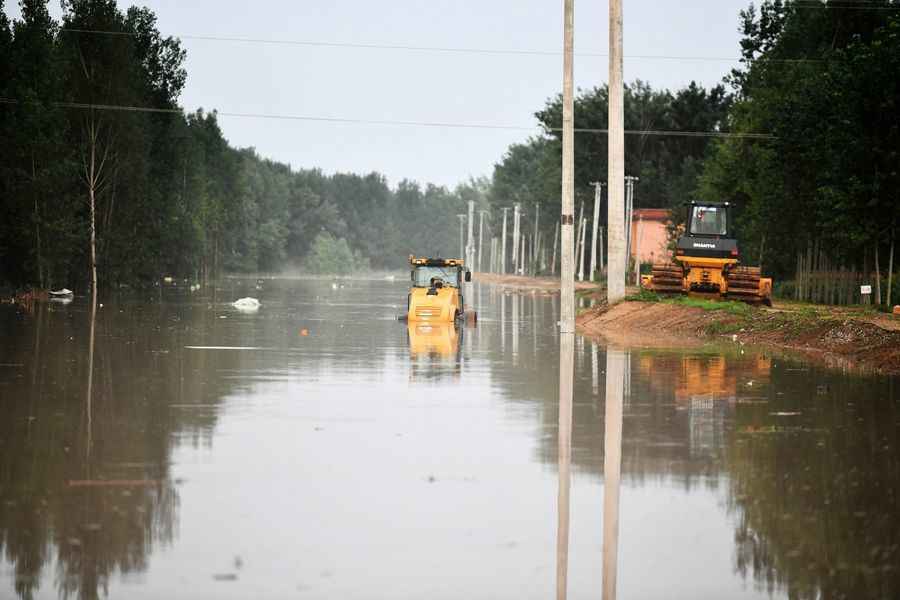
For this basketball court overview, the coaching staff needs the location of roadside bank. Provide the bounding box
[576,295,900,375]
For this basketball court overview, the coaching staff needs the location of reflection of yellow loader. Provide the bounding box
[641,202,772,305]
[407,321,460,358]
[406,256,472,322]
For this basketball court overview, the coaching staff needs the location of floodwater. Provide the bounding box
[1,279,898,600]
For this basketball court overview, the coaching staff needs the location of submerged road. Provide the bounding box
[0,278,897,599]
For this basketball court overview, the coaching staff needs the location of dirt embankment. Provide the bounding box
[577,300,900,374]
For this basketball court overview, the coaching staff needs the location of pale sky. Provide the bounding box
[10,0,752,187]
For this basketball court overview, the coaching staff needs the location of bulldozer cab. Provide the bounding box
[687,202,730,238]
[407,256,471,322]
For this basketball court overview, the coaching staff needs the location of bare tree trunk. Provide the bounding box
[874,240,882,307]
[758,233,766,274]
[888,226,895,308]
[88,122,99,296]
[32,155,44,289]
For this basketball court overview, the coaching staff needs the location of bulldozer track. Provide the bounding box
[726,266,764,303]
[650,263,685,294]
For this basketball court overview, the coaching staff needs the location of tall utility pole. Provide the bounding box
[512,203,521,270]
[478,209,487,272]
[466,200,475,268]
[607,0,626,304]
[456,214,466,259]
[577,218,587,281]
[520,233,527,275]
[557,5,576,600]
[575,200,584,267]
[551,220,560,276]
[501,207,510,274]
[599,227,605,275]
[624,175,639,275]
[533,203,541,265]
[589,182,605,281]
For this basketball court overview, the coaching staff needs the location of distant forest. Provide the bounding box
[0,0,484,290]
[1,0,898,300]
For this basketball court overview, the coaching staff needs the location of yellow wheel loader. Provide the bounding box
[405,256,472,322]
[641,202,773,305]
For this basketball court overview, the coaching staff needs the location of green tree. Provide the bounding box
[304,232,356,274]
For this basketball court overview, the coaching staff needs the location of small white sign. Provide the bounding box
[860,285,872,295]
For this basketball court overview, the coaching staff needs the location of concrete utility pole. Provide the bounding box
[501,207,510,274]
[490,237,497,274]
[559,0,576,334]
[456,214,466,259]
[466,200,475,267]
[533,203,541,265]
[599,227,605,275]
[607,0,626,304]
[551,220,560,275]
[575,200,584,267]
[478,210,487,272]
[624,175,639,275]
[557,8,576,600]
[520,233,526,275]
[634,215,644,286]
[589,182,605,281]
[577,217,587,281]
[512,203,521,269]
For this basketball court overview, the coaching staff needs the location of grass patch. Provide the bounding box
[673,296,754,317]
[704,319,744,335]
[626,289,661,303]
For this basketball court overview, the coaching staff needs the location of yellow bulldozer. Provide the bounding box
[642,202,773,305]
[405,256,472,322]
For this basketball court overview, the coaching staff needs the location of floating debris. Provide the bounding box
[232,297,260,311]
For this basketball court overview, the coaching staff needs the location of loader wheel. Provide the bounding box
[726,266,765,304]
[650,263,684,295]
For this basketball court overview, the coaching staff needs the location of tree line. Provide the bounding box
[3,1,897,304]
[486,0,899,305]
[0,0,486,293]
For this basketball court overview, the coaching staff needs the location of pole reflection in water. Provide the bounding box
[556,332,575,600]
[500,292,506,353]
[512,294,519,362]
[603,348,625,600]
[84,289,98,459]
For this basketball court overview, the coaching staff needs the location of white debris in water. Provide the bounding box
[232,297,260,311]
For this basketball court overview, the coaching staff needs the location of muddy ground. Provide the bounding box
[576,298,900,375]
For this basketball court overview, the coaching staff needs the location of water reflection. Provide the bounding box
[602,348,625,600]
[556,333,574,600]
[406,321,460,359]
[0,280,897,599]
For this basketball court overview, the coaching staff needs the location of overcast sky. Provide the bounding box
[10,0,752,187]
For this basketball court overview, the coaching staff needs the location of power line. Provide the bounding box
[57,28,828,64]
[0,98,775,139]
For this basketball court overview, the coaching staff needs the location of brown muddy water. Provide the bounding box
[0,279,898,600]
